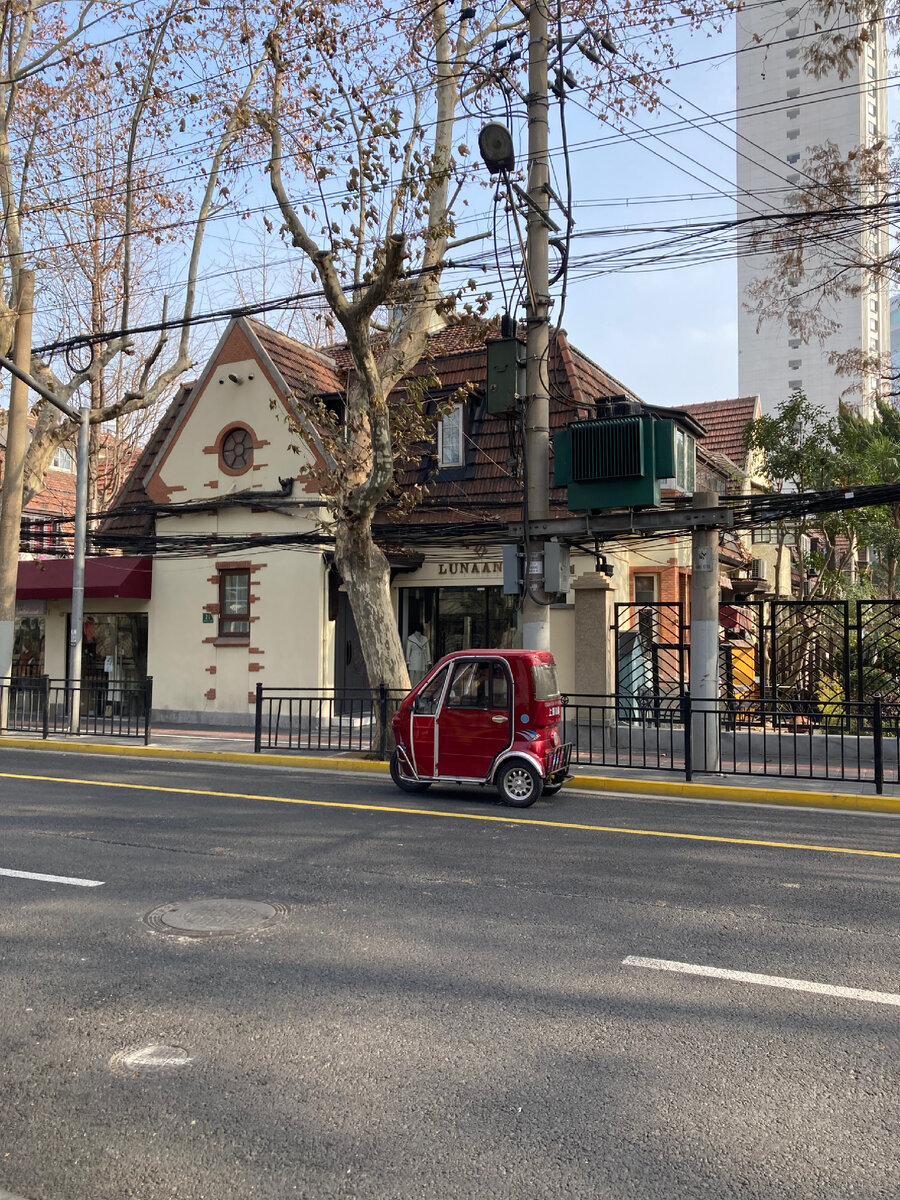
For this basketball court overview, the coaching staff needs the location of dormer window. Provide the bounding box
[437,404,464,468]
[51,446,74,472]
[674,427,695,492]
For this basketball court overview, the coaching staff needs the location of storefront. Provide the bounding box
[395,553,522,683]
[14,557,152,684]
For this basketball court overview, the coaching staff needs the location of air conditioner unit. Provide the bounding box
[751,558,768,579]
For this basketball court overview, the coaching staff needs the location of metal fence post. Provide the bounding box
[873,696,884,795]
[378,682,388,761]
[144,677,153,745]
[683,693,692,783]
[42,674,49,740]
[254,682,263,753]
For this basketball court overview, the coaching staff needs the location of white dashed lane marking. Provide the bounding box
[0,867,104,887]
[624,955,900,1008]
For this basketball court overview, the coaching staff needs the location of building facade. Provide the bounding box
[10,318,761,722]
[736,0,889,416]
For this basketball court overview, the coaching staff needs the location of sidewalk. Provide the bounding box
[2,721,899,816]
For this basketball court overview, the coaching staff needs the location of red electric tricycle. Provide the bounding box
[390,649,573,807]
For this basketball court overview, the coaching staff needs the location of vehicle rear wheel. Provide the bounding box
[496,759,542,807]
[390,749,431,794]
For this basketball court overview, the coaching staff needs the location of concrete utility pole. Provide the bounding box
[690,490,720,772]
[0,299,90,733]
[68,407,89,733]
[522,0,552,651]
[0,270,35,698]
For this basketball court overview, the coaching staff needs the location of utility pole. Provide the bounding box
[68,407,89,733]
[522,0,552,651]
[0,308,91,733]
[0,270,35,711]
[690,490,720,773]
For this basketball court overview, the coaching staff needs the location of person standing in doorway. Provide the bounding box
[405,625,432,686]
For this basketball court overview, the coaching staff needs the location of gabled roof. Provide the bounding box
[104,316,643,534]
[382,329,641,527]
[678,396,760,472]
[245,318,344,397]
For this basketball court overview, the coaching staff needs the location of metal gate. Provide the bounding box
[614,601,687,707]
[770,600,851,705]
[857,600,900,704]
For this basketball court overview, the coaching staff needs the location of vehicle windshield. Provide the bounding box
[532,662,560,700]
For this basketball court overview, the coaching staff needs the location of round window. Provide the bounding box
[221,427,253,472]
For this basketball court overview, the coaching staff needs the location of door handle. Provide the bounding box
[492,715,508,723]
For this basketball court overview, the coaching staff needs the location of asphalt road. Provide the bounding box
[1,747,899,1200]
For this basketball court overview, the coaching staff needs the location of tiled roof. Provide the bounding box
[246,318,344,397]
[101,384,194,532]
[381,329,639,528]
[104,317,644,537]
[679,396,760,471]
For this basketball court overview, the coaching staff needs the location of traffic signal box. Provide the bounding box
[552,413,678,510]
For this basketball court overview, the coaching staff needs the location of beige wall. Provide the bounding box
[140,347,329,720]
[149,511,326,721]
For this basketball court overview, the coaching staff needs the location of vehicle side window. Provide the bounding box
[490,663,509,710]
[413,666,448,714]
[446,661,491,709]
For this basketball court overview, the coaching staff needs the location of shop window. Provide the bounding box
[219,569,250,638]
[437,404,464,468]
[13,615,44,675]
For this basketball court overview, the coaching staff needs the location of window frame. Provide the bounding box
[633,573,659,604]
[218,568,251,640]
[437,403,465,468]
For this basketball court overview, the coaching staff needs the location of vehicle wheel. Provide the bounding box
[390,749,431,794]
[496,759,542,807]
[541,782,564,797]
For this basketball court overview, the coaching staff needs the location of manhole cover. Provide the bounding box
[110,1044,192,1076]
[145,898,287,938]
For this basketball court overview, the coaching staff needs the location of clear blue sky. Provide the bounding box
[550,22,740,408]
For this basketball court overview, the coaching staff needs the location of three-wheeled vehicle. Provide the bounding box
[390,649,573,807]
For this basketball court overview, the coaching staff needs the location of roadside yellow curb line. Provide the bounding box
[0,737,390,774]
[1,736,898,815]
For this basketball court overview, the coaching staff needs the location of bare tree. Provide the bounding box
[253,0,728,693]
[0,0,274,504]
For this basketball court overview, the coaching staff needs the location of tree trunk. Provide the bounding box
[334,513,411,696]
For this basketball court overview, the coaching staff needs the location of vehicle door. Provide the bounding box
[437,659,512,780]
[409,665,449,778]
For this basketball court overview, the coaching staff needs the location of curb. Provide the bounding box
[1,736,898,815]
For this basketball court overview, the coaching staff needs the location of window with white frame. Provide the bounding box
[674,427,695,492]
[51,446,74,471]
[437,403,464,468]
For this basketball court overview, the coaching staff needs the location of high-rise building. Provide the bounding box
[736,2,889,417]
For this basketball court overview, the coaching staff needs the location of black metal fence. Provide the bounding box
[254,683,898,793]
[254,683,407,757]
[560,693,897,793]
[0,676,152,742]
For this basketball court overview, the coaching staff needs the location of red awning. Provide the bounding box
[16,556,152,600]
[719,603,755,633]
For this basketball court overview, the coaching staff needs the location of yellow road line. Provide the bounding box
[1,769,898,861]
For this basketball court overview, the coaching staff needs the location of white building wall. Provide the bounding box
[736,1,889,416]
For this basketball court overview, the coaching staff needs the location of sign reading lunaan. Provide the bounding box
[437,562,502,576]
